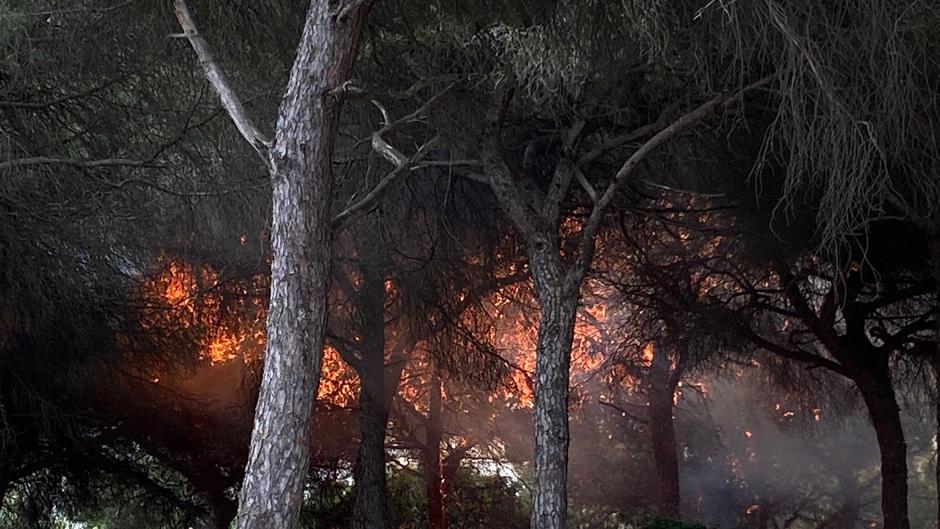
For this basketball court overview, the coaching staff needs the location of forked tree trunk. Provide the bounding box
[648,346,680,517]
[529,247,578,529]
[423,365,447,529]
[855,368,911,529]
[236,3,371,528]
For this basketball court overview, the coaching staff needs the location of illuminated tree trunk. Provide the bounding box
[855,367,910,529]
[648,346,680,518]
[529,246,578,529]
[423,365,447,529]
[235,3,372,529]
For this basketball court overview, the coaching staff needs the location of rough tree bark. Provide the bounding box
[529,261,579,529]
[172,1,374,528]
[854,367,910,529]
[648,345,681,518]
[481,78,768,529]
[423,364,447,529]
[352,266,391,529]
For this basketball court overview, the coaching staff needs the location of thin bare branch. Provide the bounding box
[0,156,148,171]
[564,76,774,292]
[172,0,271,159]
[331,138,437,231]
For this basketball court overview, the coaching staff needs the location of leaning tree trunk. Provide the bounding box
[529,246,579,529]
[855,368,911,529]
[423,365,447,529]
[235,3,371,528]
[648,345,681,518]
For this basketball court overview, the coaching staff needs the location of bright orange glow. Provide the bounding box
[206,333,240,364]
[141,256,360,403]
[641,342,655,366]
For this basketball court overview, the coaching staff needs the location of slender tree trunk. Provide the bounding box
[423,365,447,529]
[855,369,911,529]
[236,3,371,528]
[648,346,681,518]
[529,246,578,529]
[932,358,940,529]
[935,369,940,529]
[353,373,390,529]
[353,267,389,529]
[929,235,940,529]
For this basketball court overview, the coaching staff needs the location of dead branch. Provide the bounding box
[172,0,271,160]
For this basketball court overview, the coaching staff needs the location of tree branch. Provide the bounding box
[0,156,149,171]
[483,81,541,237]
[331,136,437,231]
[564,75,774,293]
[172,0,271,160]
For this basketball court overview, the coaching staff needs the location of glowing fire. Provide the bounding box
[140,257,356,403]
[641,342,655,366]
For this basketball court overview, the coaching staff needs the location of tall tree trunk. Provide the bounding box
[353,267,390,529]
[353,372,390,529]
[929,235,940,529]
[932,358,940,529]
[648,346,681,518]
[935,365,940,529]
[529,247,578,529]
[423,365,447,529]
[236,3,371,529]
[855,369,911,529]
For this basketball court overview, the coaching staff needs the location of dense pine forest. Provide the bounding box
[1,2,938,529]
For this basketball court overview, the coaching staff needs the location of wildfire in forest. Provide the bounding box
[139,256,357,403]
[138,254,643,413]
[142,257,266,365]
